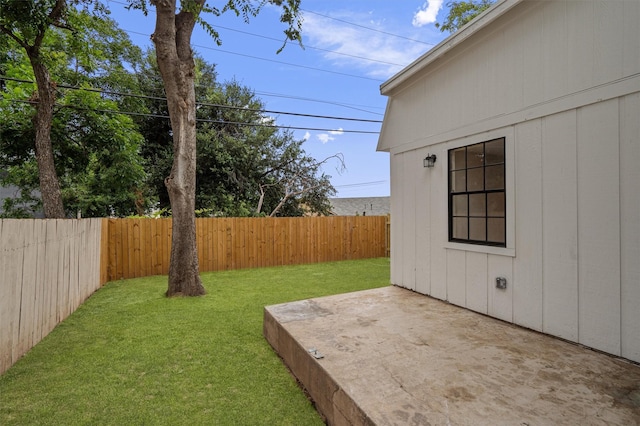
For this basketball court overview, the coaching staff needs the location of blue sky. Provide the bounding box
[106,1,450,198]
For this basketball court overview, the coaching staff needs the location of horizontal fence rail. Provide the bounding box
[0,219,102,375]
[102,216,389,282]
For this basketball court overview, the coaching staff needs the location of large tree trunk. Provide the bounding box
[152,0,205,297]
[29,53,65,218]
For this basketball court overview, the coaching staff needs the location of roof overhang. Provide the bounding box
[380,0,524,96]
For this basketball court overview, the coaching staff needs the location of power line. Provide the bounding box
[250,90,384,116]
[108,68,384,115]
[199,44,385,83]
[301,9,436,47]
[335,180,387,188]
[8,98,380,135]
[126,28,386,83]
[136,74,385,116]
[0,76,383,124]
[99,3,394,114]
[108,0,428,54]
[205,24,406,67]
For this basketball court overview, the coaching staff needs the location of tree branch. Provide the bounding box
[32,0,67,50]
[264,153,343,217]
[0,25,29,50]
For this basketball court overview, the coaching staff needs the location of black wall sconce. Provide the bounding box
[423,154,437,168]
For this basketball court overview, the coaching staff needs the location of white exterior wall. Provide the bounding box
[381,0,640,362]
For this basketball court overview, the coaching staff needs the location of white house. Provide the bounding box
[377,0,639,363]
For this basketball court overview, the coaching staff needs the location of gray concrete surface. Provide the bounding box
[264,286,640,425]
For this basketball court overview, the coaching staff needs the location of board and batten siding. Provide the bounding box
[379,0,640,154]
[381,0,640,363]
[389,94,640,363]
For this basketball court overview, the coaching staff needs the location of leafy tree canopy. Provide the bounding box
[436,0,494,33]
[0,0,115,217]
[135,51,339,218]
[0,10,148,217]
[1,2,335,219]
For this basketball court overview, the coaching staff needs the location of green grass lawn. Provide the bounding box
[0,258,389,425]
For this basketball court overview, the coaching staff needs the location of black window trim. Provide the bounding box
[448,137,506,248]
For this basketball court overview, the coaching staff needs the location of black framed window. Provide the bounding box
[448,138,506,247]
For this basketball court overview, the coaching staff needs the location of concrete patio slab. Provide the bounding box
[263,286,640,425]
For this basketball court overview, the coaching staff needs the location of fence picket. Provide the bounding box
[1,216,389,375]
[101,216,388,282]
[0,219,103,375]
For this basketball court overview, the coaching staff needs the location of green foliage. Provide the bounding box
[55,89,147,216]
[436,0,494,33]
[0,1,109,56]
[0,1,315,218]
[0,10,149,217]
[136,53,337,217]
[194,86,338,217]
[128,0,304,52]
[0,258,390,425]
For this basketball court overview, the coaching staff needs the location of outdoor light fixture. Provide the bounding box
[423,154,437,168]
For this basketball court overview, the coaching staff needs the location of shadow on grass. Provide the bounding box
[0,258,390,425]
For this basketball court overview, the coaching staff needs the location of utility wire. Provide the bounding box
[335,180,387,188]
[203,24,406,67]
[133,74,385,116]
[108,0,428,51]
[301,9,436,47]
[129,29,386,83]
[1,76,383,124]
[249,90,384,116]
[195,44,384,83]
[102,68,384,115]
[109,5,407,83]
[98,2,392,114]
[9,98,380,135]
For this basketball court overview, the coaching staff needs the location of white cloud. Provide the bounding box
[317,133,334,144]
[412,1,444,27]
[302,11,433,79]
[303,131,311,141]
[316,128,344,144]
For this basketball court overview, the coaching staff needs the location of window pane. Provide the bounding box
[447,138,507,247]
[467,168,484,191]
[452,218,468,239]
[485,139,504,165]
[485,165,504,190]
[450,148,466,170]
[488,218,506,243]
[451,171,466,193]
[452,195,468,216]
[487,192,505,217]
[469,218,486,241]
[467,143,484,168]
[469,194,486,217]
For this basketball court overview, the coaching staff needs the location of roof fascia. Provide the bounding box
[380,0,524,96]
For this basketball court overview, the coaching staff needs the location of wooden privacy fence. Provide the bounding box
[102,216,389,281]
[0,219,102,375]
[0,216,388,374]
